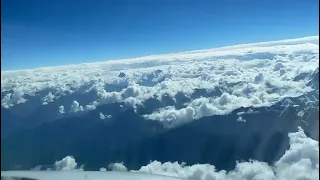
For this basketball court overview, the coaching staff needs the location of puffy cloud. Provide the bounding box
[124,97,143,109]
[237,116,246,122]
[276,127,318,167]
[54,156,82,171]
[254,73,264,84]
[274,62,285,71]
[97,90,122,104]
[42,92,55,105]
[128,127,318,180]
[85,101,98,110]
[273,126,319,180]
[108,162,128,172]
[69,100,84,113]
[144,106,196,126]
[59,105,65,114]
[145,77,314,126]
[27,127,317,179]
[133,160,274,180]
[99,167,107,171]
[1,36,318,126]
[122,85,141,98]
[100,112,112,120]
[1,90,27,108]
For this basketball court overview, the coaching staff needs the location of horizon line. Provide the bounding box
[2,35,319,73]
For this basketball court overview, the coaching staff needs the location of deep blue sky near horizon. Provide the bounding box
[1,0,319,71]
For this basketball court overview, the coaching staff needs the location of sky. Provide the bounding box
[1,0,319,71]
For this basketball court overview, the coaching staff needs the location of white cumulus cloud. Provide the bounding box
[99,167,107,171]
[69,100,84,113]
[24,127,318,180]
[108,162,128,172]
[59,105,65,114]
[1,36,318,127]
[100,112,112,120]
[129,127,318,180]
[54,156,82,171]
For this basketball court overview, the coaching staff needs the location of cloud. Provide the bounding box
[54,156,82,171]
[1,90,27,108]
[21,127,318,180]
[237,116,246,122]
[237,108,259,116]
[276,127,318,165]
[253,73,264,83]
[124,96,143,110]
[128,127,318,180]
[69,100,84,113]
[1,36,318,126]
[59,105,65,114]
[274,62,285,71]
[85,101,98,111]
[99,112,112,120]
[30,165,42,171]
[99,167,107,171]
[108,162,128,172]
[29,156,83,172]
[42,92,55,105]
[144,78,314,126]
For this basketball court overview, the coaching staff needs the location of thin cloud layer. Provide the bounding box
[1,36,319,126]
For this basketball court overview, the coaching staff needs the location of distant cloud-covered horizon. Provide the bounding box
[1,0,318,70]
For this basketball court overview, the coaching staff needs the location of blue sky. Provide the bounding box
[1,0,318,70]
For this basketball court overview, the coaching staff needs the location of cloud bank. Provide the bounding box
[1,36,318,127]
[32,126,319,180]
[129,127,318,180]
